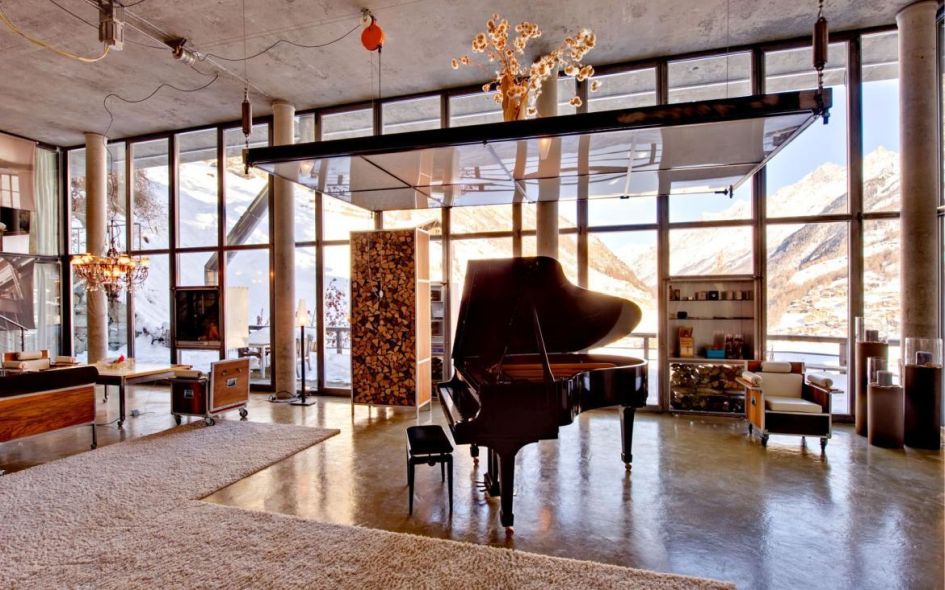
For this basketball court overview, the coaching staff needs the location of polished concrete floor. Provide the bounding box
[2,386,943,590]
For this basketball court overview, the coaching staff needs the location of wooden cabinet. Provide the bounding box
[350,229,432,409]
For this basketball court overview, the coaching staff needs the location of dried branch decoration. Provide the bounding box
[451,14,601,120]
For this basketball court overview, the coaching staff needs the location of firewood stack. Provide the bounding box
[350,229,431,408]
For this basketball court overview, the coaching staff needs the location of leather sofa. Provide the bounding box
[0,366,100,453]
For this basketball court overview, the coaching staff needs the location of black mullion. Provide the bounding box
[60,148,73,356]
[314,114,326,393]
[125,141,135,358]
[168,135,178,365]
[576,78,590,288]
[847,36,865,418]
[216,126,226,360]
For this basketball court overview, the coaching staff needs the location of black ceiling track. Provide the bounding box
[246,89,831,168]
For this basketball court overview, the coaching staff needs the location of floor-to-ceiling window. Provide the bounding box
[862,31,902,370]
[763,41,852,413]
[55,25,923,411]
[128,138,172,364]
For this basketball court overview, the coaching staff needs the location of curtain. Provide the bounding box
[30,148,59,255]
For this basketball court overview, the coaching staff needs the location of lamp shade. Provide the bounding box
[296,299,310,326]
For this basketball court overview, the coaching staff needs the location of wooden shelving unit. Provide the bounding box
[430,282,458,390]
[661,275,760,415]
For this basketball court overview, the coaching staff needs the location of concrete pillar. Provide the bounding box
[897,1,941,342]
[271,100,297,398]
[85,132,107,363]
[536,76,559,258]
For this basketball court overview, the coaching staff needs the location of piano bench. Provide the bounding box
[406,425,453,515]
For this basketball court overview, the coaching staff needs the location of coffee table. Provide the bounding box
[95,362,183,428]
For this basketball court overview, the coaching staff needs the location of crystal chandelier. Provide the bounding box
[72,224,149,300]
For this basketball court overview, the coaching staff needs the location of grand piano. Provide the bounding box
[438,256,648,532]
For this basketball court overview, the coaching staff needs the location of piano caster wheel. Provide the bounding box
[624,463,632,472]
[473,457,479,465]
[505,527,514,537]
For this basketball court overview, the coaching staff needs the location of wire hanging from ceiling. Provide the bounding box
[102,67,220,137]
[0,3,110,62]
[198,22,361,62]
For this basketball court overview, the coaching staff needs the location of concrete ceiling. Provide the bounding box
[0,0,907,147]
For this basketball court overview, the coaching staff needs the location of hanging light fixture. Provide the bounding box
[72,224,149,300]
[812,0,829,123]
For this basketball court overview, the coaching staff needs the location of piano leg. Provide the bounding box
[484,448,501,497]
[497,449,517,532]
[620,405,636,471]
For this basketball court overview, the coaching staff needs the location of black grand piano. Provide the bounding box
[438,256,648,531]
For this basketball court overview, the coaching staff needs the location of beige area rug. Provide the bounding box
[0,421,733,590]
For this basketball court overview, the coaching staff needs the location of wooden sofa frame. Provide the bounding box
[0,367,100,464]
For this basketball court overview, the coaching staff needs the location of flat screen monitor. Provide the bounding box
[174,287,221,349]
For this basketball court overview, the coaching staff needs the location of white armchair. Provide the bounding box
[738,361,833,451]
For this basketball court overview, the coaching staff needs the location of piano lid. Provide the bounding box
[452,256,641,367]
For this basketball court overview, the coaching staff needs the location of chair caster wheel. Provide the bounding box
[174,414,182,425]
[239,408,248,419]
[91,443,97,450]
[205,417,215,426]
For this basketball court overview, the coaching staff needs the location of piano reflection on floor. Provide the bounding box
[438,257,648,532]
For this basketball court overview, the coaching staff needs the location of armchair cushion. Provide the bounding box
[758,372,803,397]
[764,395,824,414]
[807,373,833,389]
[760,361,793,373]
[741,371,762,386]
[2,358,51,371]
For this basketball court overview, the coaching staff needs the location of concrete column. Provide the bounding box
[897,1,941,342]
[536,75,559,258]
[271,100,297,398]
[85,132,107,363]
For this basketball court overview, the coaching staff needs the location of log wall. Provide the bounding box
[351,229,431,407]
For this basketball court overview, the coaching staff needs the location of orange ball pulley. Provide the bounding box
[361,15,384,52]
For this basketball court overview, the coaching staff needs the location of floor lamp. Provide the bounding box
[291,299,316,406]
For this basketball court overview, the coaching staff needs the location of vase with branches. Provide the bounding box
[452,14,601,121]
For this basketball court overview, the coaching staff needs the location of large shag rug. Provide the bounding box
[0,421,733,589]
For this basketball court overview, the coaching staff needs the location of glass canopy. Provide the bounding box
[249,90,829,212]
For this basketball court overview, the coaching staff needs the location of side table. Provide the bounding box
[904,364,943,449]
[855,341,888,436]
[867,383,904,449]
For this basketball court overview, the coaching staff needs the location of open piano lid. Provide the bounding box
[452,257,642,368]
